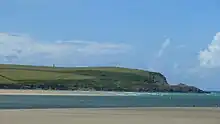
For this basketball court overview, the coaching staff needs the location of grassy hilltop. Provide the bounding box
[0,64,208,93]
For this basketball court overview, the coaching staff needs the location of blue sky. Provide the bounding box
[0,0,220,90]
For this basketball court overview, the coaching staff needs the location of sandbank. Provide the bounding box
[0,89,120,96]
[0,107,220,124]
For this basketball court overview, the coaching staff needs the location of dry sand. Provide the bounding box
[0,89,124,96]
[0,108,220,124]
[0,89,148,96]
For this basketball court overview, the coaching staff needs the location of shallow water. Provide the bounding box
[0,92,220,109]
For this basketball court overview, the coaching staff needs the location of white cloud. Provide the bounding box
[0,33,131,66]
[157,38,171,57]
[147,38,171,71]
[199,32,220,68]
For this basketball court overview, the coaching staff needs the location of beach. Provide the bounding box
[0,90,220,124]
[0,89,128,96]
[0,89,155,96]
[0,108,220,124]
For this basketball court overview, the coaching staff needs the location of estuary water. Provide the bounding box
[0,92,220,109]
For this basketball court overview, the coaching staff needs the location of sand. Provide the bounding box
[0,89,126,96]
[0,89,145,96]
[0,108,220,124]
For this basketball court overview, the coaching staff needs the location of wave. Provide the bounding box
[1,89,219,97]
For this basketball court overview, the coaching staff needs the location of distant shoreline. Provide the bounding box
[0,89,214,96]
[0,89,116,96]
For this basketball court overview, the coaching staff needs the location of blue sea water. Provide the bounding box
[0,92,220,109]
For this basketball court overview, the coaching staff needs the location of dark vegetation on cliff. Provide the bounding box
[0,64,209,93]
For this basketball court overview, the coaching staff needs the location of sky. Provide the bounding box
[0,0,220,90]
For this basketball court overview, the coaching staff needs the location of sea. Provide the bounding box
[0,92,220,109]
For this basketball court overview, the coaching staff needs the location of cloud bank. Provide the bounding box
[199,32,220,68]
[0,33,131,66]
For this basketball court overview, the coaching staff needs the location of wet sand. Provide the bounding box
[1,108,220,124]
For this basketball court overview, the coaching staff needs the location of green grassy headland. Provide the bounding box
[0,64,208,93]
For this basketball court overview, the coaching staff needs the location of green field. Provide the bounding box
[0,64,166,90]
[0,64,160,82]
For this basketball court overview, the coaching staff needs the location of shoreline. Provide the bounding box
[1,107,219,111]
[0,89,216,96]
[0,89,150,96]
[0,89,115,96]
[0,89,160,96]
